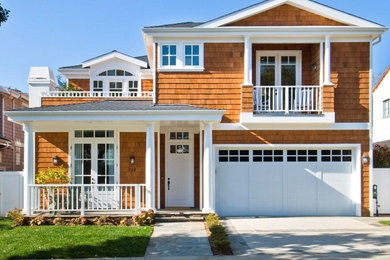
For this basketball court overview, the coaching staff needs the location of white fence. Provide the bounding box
[373,168,390,214]
[253,85,322,114]
[41,91,153,98]
[0,171,23,216]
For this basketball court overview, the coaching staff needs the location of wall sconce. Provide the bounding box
[312,62,317,72]
[362,155,370,165]
[130,156,135,165]
[53,156,58,166]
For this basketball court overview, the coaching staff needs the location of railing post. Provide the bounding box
[285,86,289,115]
[80,186,85,216]
[135,185,141,214]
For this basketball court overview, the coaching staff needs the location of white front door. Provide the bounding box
[166,131,194,207]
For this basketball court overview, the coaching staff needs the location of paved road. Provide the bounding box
[223,217,390,259]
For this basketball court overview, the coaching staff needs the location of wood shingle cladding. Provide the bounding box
[35,132,69,174]
[120,132,146,184]
[69,79,90,91]
[157,43,244,123]
[225,4,347,26]
[331,42,370,122]
[142,79,153,91]
[213,130,370,216]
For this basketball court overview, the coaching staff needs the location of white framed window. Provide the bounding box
[384,99,390,118]
[93,80,103,92]
[91,68,140,93]
[161,45,177,66]
[256,50,302,86]
[109,82,122,92]
[159,42,204,71]
[128,81,138,92]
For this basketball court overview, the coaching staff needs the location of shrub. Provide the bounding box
[30,216,46,226]
[6,208,26,226]
[205,214,232,255]
[119,217,130,226]
[53,217,65,226]
[374,144,390,168]
[132,210,155,226]
[35,165,70,184]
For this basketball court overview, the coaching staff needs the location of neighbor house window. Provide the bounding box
[184,45,200,66]
[98,70,133,76]
[129,81,138,92]
[93,80,103,92]
[109,82,122,92]
[384,99,390,118]
[161,45,177,66]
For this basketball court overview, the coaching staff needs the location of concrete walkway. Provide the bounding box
[145,222,213,257]
[223,217,390,259]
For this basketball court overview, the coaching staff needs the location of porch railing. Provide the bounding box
[41,91,153,98]
[253,85,323,114]
[28,184,146,215]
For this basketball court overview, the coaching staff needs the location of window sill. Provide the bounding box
[158,67,205,72]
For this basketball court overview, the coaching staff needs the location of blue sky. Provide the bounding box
[0,0,389,93]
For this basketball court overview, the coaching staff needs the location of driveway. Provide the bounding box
[223,217,390,259]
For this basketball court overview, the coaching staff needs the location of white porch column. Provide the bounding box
[23,124,34,216]
[202,122,214,213]
[145,122,155,210]
[324,35,333,85]
[243,36,253,86]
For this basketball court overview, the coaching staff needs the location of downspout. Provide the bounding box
[369,36,381,216]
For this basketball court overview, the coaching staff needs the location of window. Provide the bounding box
[93,80,103,92]
[218,150,249,162]
[170,132,189,140]
[99,70,133,76]
[287,150,317,162]
[109,82,122,92]
[170,145,189,154]
[75,130,114,138]
[253,150,283,162]
[321,149,352,162]
[74,144,92,184]
[129,81,138,92]
[184,45,200,66]
[257,51,301,86]
[162,45,177,66]
[384,99,390,118]
[97,143,115,184]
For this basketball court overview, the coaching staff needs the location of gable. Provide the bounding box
[224,4,347,26]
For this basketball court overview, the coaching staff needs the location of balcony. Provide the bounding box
[253,85,322,114]
[41,91,154,99]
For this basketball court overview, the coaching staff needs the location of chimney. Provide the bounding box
[27,67,58,107]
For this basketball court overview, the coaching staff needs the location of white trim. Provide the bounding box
[82,52,147,68]
[202,122,214,213]
[213,122,370,130]
[158,42,204,71]
[158,68,205,72]
[240,112,335,124]
[369,40,374,216]
[244,36,252,85]
[196,0,383,28]
[153,42,157,104]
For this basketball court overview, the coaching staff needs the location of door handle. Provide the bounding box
[168,178,171,190]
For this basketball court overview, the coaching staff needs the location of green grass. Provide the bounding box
[379,220,390,226]
[0,218,153,259]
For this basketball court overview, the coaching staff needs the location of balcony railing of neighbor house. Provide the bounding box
[28,184,146,215]
[41,91,154,98]
[253,85,323,114]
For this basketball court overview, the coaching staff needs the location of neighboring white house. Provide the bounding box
[373,66,390,146]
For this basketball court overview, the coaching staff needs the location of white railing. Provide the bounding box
[253,85,322,114]
[41,91,153,98]
[28,184,146,215]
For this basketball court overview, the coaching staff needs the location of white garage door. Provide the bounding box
[216,147,359,216]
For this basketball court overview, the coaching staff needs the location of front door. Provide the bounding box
[166,131,194,207]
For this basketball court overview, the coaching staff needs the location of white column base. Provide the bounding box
[202,208,215,214]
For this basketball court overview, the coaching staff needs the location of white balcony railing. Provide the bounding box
[28,184,146,215]
[41,91,153,98]
[253,85,323,114]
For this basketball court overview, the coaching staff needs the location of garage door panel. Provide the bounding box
[318,163,355,215]
[285,164,318,216]
[249,164,284,215]
[216,164,249,216]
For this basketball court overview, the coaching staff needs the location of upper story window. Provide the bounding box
[159,42,204,71]
[99,70,133,76]
[162,45,177,66]
[384,99,390,118]
[93,80,103,92]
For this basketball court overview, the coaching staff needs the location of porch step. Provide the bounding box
[156,216,205,223]
[155,211,207,223]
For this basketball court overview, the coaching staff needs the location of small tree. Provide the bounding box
[0,4,10,27]
[374,144,390,168]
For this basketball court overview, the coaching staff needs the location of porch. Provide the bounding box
[6,100,223,216]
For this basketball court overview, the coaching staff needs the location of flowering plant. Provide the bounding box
[374,144,390,168]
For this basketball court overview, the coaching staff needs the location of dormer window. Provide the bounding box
[159,42,204,71]
[98,70,133,76]
[91,68,140,94]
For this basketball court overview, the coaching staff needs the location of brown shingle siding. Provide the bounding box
[69,79,90,91]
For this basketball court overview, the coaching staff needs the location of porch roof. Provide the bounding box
[5,100,225,123]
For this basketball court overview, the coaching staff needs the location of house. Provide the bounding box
[5,0,387,217]
[0,85,28,171]
[373,66,390,147]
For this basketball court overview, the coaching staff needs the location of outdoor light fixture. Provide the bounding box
[53,155,58,166]
[362,155,370,164]
[312,62,317,71]
[130,156,135,165]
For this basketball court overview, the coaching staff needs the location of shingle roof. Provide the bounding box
[58,64,83,69]
[144,22,203,28]
[12,100,219,112]
[134,55,150,69]
[373,65,390,92]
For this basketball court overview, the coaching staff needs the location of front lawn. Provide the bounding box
[0,218,153,259]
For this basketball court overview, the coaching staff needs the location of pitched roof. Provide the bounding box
[144,22,203,28]
[11,100,219,112]
[373,66,390,92]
